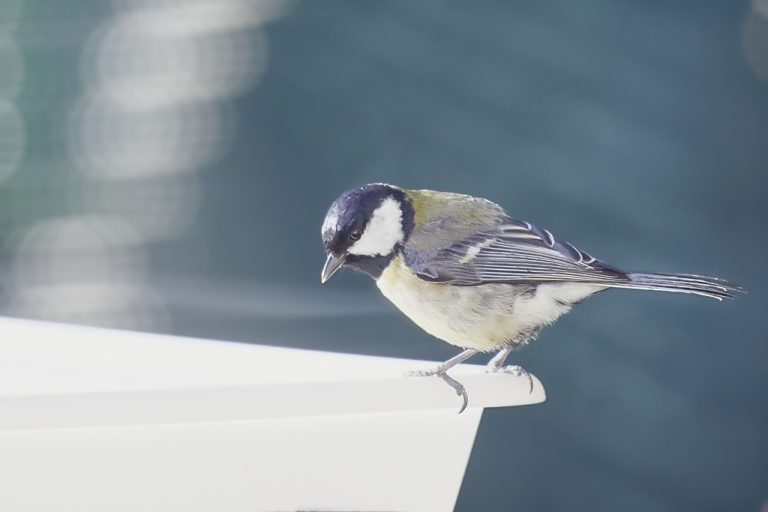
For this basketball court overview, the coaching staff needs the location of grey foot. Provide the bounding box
[486,364,534,393]
[405,367,469,414]
[405,367,442,378]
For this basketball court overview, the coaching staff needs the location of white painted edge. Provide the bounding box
[0,317,546,430]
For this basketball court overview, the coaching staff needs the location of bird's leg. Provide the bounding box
[486,346,533,393]
[486,346,514,371]
[407,348,479,377]
[406,348,478,413]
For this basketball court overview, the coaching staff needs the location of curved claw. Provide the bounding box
[437,371,469,414]
[405,367,469,413]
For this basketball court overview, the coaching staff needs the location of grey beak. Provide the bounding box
[321,253,346,283]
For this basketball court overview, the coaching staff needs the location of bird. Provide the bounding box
[320,183,742,413]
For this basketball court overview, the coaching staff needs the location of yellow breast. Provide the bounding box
[376,255,520,350]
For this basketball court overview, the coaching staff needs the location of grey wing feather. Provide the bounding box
[404,217,630,286]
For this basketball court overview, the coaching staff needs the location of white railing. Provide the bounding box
[0,317,545,512]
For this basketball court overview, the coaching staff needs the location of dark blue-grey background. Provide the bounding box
[3,1,767,510]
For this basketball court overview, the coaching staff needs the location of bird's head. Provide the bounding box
[321,183,414,282]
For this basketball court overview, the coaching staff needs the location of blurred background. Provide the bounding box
[1,0,767,509]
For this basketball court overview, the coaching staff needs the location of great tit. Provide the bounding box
[320,183,742,412]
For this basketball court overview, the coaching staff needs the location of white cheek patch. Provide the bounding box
[348,197,403,256]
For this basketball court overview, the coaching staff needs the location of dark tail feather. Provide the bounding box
[610,272,745,301]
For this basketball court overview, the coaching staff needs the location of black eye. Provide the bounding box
[349,230,361,241]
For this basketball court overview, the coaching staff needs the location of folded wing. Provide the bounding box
[404,217,630,286]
